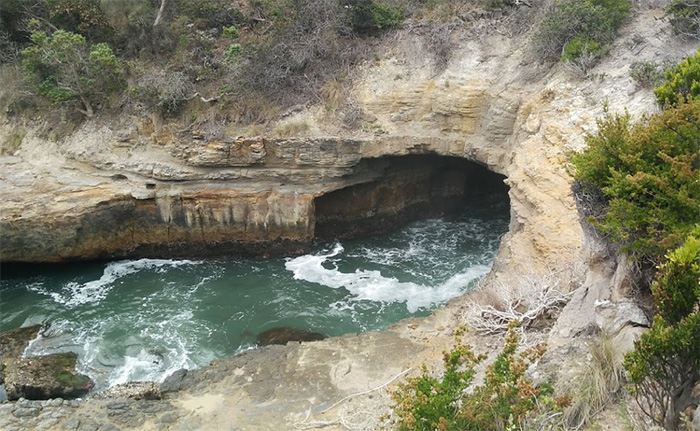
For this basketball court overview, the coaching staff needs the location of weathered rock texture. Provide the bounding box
[0,325,41,386]
[1,137,509,262]
[0,4,698,431]
[3,352,94,400]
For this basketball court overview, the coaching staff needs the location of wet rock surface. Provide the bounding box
[3,352,94,400]
[256,327,327,346]
[0,325,41,385]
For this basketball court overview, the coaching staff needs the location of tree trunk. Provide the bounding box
[79,95,94,118]
[153,0,167,27]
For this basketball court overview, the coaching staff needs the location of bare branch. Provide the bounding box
[153,0,166,27]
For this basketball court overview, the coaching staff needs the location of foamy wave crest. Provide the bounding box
[285,244,490,312]
[107,344,191,386]
[28,259,199,307]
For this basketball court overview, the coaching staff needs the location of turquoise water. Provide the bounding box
[0,197,509,389]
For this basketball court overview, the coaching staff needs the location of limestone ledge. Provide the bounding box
[0,131,514,263]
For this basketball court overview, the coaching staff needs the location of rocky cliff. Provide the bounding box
[0,4,697,431]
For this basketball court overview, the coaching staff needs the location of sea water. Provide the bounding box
[0,196,509,389]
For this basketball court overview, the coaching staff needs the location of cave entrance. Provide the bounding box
[314,155,509,240]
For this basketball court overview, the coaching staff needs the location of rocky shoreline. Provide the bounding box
[1,5,697,430]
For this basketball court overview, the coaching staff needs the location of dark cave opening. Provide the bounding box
[313,155,510,240]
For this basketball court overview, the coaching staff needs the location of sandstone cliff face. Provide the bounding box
[0,6,698,430]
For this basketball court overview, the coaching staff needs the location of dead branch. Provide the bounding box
[464,268,577,336]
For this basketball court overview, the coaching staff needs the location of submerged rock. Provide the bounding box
[256,327,326,346]
[3,352,94,400]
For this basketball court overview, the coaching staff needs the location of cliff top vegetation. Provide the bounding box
[0,0,646,134]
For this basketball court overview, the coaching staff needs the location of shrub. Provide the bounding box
[531,0,631,63]
[222,25,239,39]
[346,0,405,34]
[224,43,242,63]
[665,0,700,40]
[129,69,193,117]
[21,28,124,117]
[562,35,602,75]
[654,48,700,107]
[391,327,562,431]
[46,0,113,42]
[570,100,700,261]
[170,0,240,29]
[233,0,361,112]
[624,230,700,430]
[101,0,178,59]
[562,36,601,63]
[629,60,665,89]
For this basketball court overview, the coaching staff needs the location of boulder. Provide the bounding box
[256,327,326,346]
[0,325,41,384]
[160,369,188,394]
[3,352,94,400]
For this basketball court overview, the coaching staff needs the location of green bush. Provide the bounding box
[624,229,700,430]
[224,43,242,63]
[531,0,630,63]
[347,0,405,34]
[651,228,700,325]
[570,100,700,261]
[654,48,700,107]
[391,328,561,431]
[21,28,124,117]
[46,0,113,42]
[562,36,601,63]
[222,25,239,39]
[665,0,700,40]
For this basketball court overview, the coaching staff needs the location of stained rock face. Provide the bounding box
[3,352,94,400]
[256,328,327,346]
[0,138,511,263]
[0,325,41,385]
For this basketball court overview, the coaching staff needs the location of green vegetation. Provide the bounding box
[570,100,700,261]
[531,0,631,70]
[2,0,540,123]
[391,327,562,431]
[21,27,124,117]
[654,48,700,107]
[624,230,700,430]
[347,0,405,34]
[222,25,239,40]
[571,50,700,430]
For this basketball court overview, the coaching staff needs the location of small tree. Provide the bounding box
[624,230,700,430]
[21,28,124,117]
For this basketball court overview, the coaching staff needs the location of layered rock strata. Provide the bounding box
[0,137,510,263]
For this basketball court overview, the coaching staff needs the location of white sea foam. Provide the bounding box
[28,259,199,307]
[285,244,490,312]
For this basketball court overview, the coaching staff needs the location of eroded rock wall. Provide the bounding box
[315,155,507,239]
[1,130,516,262]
